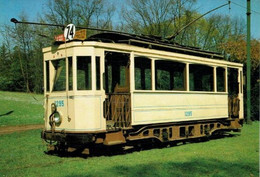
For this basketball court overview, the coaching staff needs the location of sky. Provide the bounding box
[0,0,259,42]
[195,0,260,39]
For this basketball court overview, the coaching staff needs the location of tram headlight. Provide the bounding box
[53,112,62,126]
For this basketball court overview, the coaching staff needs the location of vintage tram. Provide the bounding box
[41,32,243,153]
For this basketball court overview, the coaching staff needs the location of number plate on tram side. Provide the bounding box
[54,100,64,107]
[185,111,192,117]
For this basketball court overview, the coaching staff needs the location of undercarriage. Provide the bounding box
[41,118,242,155]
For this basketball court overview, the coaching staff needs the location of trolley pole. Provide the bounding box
[246,0,252,124]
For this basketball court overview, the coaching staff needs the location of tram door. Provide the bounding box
[104,52,131,129]
[228,68,240,118]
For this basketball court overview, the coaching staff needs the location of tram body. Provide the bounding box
[42,33,243,151]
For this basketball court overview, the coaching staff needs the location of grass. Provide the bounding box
[0,91,259,176]
[0,91,44,126]
[0,122,259,177]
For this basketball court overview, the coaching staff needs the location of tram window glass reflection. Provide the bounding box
[217,67,225,92]
[68,57,73,90]
[189,64,213,91]
[77,56,91,90]
[52,59,66,91]
[134,57,151,90]
[155,60,185,90]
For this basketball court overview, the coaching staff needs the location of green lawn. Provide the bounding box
[0,91,259,176]
[0,91,44,126]
[0,122,259,177]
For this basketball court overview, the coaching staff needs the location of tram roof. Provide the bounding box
[86,32,224,59]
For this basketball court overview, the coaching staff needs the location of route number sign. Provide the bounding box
[64,24,75,41]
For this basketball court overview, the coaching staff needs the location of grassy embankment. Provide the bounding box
[0,91,259,177]
[0,91,44,126]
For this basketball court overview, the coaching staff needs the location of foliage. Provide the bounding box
[0,122,259,176]
[0,0,258,120]
[42,0,114,37]
[219,35,260,69]
[121,0,196,38]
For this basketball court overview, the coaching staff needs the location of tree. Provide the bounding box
[219,35,260,120]
[121,0,196,38]
[42,0,115,37]
[2,14,36,92]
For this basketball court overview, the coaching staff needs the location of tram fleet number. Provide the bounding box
[54,100,64,107]
[185,111,192,117]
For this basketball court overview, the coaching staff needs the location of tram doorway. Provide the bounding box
[104,52,131,129]
[228,68,240,118]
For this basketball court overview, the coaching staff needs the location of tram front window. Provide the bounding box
[77,56,92,90]
[68,57,73,90]
[45,61,50,92]
[52,59,66,91]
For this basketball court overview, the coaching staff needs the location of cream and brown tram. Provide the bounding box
[41,32,243,153]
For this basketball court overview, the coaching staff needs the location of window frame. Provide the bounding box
[51,58,67,92]
[216,67,226,92]
[189,64,214,92]
[134,57,152,90]
[155,59,186,91]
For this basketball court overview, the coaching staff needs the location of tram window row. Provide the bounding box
[45,54,234,93]
[134,57,227,92]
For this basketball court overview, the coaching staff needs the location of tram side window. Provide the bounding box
[105,52,130,93]
[228,68,238,95]
[155,60,185,90]
[189,64,213,91]
[173,62,185,90]
[217,67,225,92]
[135,57,151,90]
[52,59,66,91]
[155,60,171,90]
[45,61,50,92]
[77,56,91,90]
[68,57,73,90]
